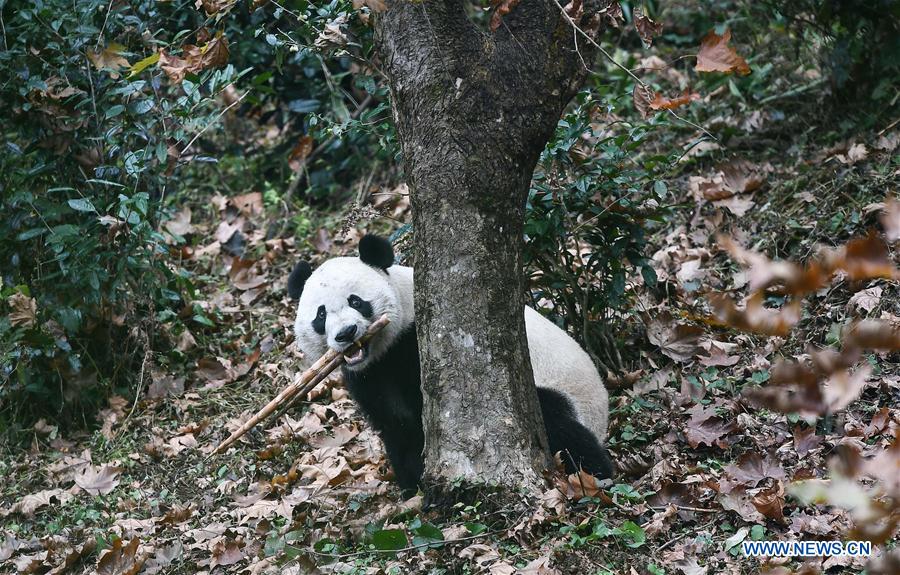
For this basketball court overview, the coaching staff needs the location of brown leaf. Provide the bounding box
[724,452,786,487]
[695,29,751,76]
[634,8,663,46]
[708,292,801,337]
[793,426,823,458]
[210,538,245,570]
[698,340,739,367]
[75,465,122,495]
[844,319,900,351]
[97,537,145,575]
[881,196,900,242]
[647,313,704,362]
[288,136,314,172]
[198,0,234,15]
[2,488,74,517]
[848,286,883,314]
[159,33,230,84]
[632,84,654,119]
[517,555,560,575]
[307,425,360,448]
[490,0,522,32]
[160,504,193,525]
[684,405,738,448]
[649,90,700,111]
[88,43,131,78]
[8,293,37,327]
[835,142,868,165]
[751,481,786,523]
[720,160,766,194]
[719,485,765,522]
[230,192,263,217]
[164,207,193,237]
[0,532,23,562]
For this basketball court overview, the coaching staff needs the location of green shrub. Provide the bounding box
[525,89,672,371]
[765,0,900,102]
[0,0,237,423]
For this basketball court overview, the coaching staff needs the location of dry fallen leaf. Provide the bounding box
[634,8,663,46]
[97,537,145,575]
[632,84,654,120]
[647,313,704,362]
[288,136,314,172]
[882,197,900,242]
[164,207,193,237]
[75,465,123,496]
[684,405,739,448]
[650,90,701,112]
[2,488,74,517]
[159,33,230,84]
[848,286,883,314]
[7,293,37,327]
[695,29,751,76]
[490,0,522,31]
[88,43,131,78]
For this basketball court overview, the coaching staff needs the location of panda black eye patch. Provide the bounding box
[312,305,326,334]
[347,294,374,318]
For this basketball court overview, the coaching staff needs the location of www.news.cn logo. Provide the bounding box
[742,540,872,558]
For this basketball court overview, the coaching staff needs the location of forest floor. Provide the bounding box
[2,16,900,575]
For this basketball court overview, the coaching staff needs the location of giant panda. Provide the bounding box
[288,235,613,494]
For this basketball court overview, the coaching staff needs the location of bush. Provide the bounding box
[0,0,236,423]
[525,89,672,372]
[765,0,900,102]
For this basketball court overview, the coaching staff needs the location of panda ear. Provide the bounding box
[287,261,312,300]
[359,235,394,270]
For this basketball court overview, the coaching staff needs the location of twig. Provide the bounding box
[305,530,495,558]
[667,109,717,141]
[180,88,249,158]
[0,8,8,51]
[550,0,716,140]
[209,315,390,455]
[285,94,374,199]
[878,116,900,136]
[549,0,647,88]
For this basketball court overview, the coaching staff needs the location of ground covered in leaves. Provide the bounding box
[2,10,900,575]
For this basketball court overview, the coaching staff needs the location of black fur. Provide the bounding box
[312,305,326,335]
[537,388,614,479]
[348,294,374,319]
[342,322,614,496]
[359,235,394,271]
[287,261,312,300]
[342,325,423,495]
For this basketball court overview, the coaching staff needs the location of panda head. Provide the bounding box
[288,235,401,371]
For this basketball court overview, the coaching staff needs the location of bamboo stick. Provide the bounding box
[210,314,390,455]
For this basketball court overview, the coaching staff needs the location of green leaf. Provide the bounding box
[16,228,46,241]
[614,521,646,548]
[128,53,160,77]
[370,529,407,552]
[464,522,487,535]
[409,520,443,548]
[68,198,96,212]
[105,105,125,119]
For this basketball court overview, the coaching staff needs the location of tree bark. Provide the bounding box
[374,0,609,488]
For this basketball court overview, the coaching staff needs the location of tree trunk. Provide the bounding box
[375,0,609,488]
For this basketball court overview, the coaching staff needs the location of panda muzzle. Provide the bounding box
[343,344,368,366]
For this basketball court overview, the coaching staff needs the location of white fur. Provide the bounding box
[294,258,414,370]
[294,260,608,441]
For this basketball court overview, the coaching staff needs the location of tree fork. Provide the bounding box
[374,0,609,488]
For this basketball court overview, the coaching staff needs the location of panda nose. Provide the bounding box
[335,324,358,343]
